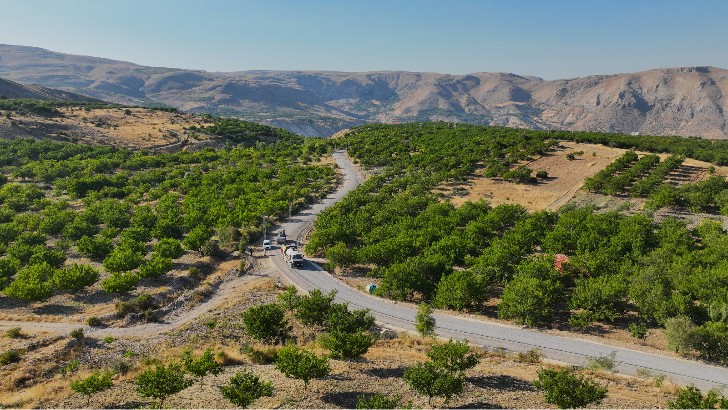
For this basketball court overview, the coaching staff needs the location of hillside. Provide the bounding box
[0,76,99,102]
[1,44,728,138]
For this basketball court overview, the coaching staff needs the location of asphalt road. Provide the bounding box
[270,151,728,391]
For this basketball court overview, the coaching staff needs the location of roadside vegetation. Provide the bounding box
[307,122,728,364]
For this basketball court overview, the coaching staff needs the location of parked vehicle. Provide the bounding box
[263,239,272,250]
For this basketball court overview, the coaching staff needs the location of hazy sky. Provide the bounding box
[2,0,727,79]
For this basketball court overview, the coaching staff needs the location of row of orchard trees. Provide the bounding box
[307,123,728,364]
[0,135,336,303]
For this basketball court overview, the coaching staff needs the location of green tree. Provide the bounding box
[434,270,489,311]
[3,262,55,303]
[416,303,436,337]
[533,368,608,409]
[274,345,330,390]
[181,348,223,385]
[101,271,140,294]
[319,331,374,360]
[0,257,20,290]
[668,385,728,409]
[241,303,289,343]
[138,254,172,278]
[664,316,699,354]
[183,225,212,251]
[134,362,191,408]
[52,264,99,292]
[220,370,273,408]
[499,274,563,327]
[325,242,358,268]
[426,340,479,373]
[102,247,145,273]
[403,362,464,406]
[295,289,337,326]
[76,235,113,261]
[153,238,184,259]
[70,370,113,406]
[326,303,375,333]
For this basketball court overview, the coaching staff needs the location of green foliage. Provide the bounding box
[0,349,21,365]
[403,362,464,406]
[533,368,608,408]
[153,238,184,259]
[319,331,374,360]
[69,328,84,340]
[183,225,212,252]
[426,340,479,373]
[274,345,330,389]
[70,370,113,406]
[664,316,699,354]
[668,385,728,409]
[434,269,489,310]
[0,257,20,290]
[295,289,337,326]
[570,275,629,323]
[356,394,409,409]
[138,254,172,278]
[276,285,300,311]
[241,303,289,343]
[499,271,563,327]
[103,245,145,273]
[220,370,274,408]
[52,264,99,292]
[134,362,192,408]
[415,303,436,337]
[3,262,55,302]
[181,348,223,384]
[693,321,728,364]
[326,303,375,333]
[5,327,22,339]
[101,271,140,294]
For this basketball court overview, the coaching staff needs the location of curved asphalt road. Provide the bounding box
[270,151,728,391]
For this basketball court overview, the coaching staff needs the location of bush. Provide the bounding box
[434,270,489,311]
[241,303,289,343]
[120,226,152,243]
[70,370,113,406]
[274,345,330,390]
[102,247,144,273]
[416,303,436,337]
[5,327,22,339]
[403,362,464,406]
[153,238,184,259]
[134,362,192,408]
[664,316,699,354]
[356,394,408,409]
[693,321,728,364]
[295,289,337,326]
[535,170,549,179]
[3,263,55,303]
[70,328,84,340]
[276,285,300,311]
[220,370,273,408]
[0,257,20,290]
[138,254,172,278]
[668,385,728,409]
[183,225,212,251]
[326,303,375,333]
[181,348,223,385]
[200,239,224,259]
[533,368,607,408]
[499,273,563,327]
[319,331,374,360]
[76,235,113,260]
[101,271,140,294]
[248,346,279,364]
[86,316,102,327]
[52,264,99,292]
[426,340,479,372]
[0,349,21,365]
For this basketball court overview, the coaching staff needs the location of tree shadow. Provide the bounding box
[72,288,115,304]
[32,304,81,316]
[453,401,504,409]
[112,401,149,409]
[364,366,406,379]
[321,391,365,408]
[467,375,535,392]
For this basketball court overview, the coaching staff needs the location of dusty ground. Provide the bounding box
[0,276,679,409]
[0,107,217,149]
[437,141,728,212]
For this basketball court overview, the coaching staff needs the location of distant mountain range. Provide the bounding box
[1,44,727,138]
[0,76,100,102]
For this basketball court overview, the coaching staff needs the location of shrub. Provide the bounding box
[70,328,84,340]
[70,370,113,406]
[5,327,22,339]
[693,321,728,364]
[326,303,375,333]
[138,254,172,278]
[0,349,21,365]
[274,345,330,390]
[86,316,102,327]
[585,351,617,372]
[76,235,113,260]
[629,321,648,339]
[434,270,489,311]
[664,316,699,354]
[668,385,728,409]
[53,264,99,292]
[101,271,140,294]
[533,368,608,408]
[181,348,223,385]
[102,247,144,273]
[319,331,374,360]
[516,348,544,364]
[356,394,408,409]
[276,285,300,311]
[153,238,184,259]
[183,225,212,251]
[134,362,191,408]
[3,263,55,303]
[426,340,479,372]
[0,257,20,290]
[241,303,289,343]
[498,273,563,327]
[295,289,337,326]
[220,370,273,408]
[535,170,549,179]
[200,239,224,259]
[403,362,464,406]
[416,303,436,337]
[248,346,279,364]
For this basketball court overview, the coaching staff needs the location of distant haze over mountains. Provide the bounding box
[1,44,727,138]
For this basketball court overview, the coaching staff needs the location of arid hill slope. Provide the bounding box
[1,44,726,138]
[0,76,99,102]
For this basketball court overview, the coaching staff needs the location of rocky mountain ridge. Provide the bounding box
[1,44,726,138]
